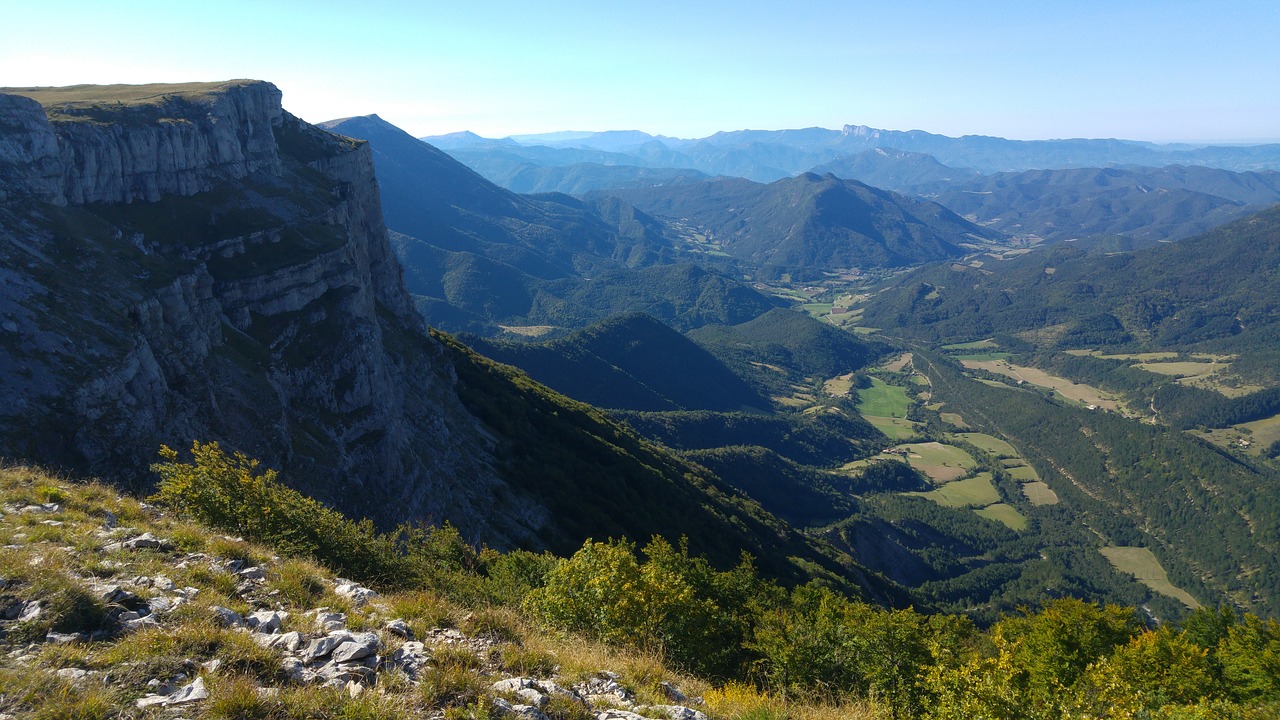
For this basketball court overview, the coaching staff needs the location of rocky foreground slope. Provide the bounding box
[0,464,725,720]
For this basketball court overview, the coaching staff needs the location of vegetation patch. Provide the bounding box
[911,473,999,508]
[1007,465,1041,481]
[974,503,1028,530]
[881,352,913,372]
[856,377,912,418]
[939,412,968,428]
[1100,547,1201,609]
[960,359,1124,411]
[1020,481,1059,506]
[942,339,998,351]
[952,432,1018,458]
[896,442,978,482]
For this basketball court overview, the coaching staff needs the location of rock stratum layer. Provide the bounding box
[0,80,539,544]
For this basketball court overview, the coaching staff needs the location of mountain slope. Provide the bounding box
[920,166,1280,242]
[599,173,1000,275]
[862,203,1280,362]
[320,114,677,278]
[463,313,772,412]
[810,148,981,191]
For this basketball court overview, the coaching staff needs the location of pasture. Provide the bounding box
[1020,481,1058,505]
[954,432,1018,458]
[1100,546,1201,609]
[913,472,1000,507]
[975,503,1029,530]
[857,377,911,418]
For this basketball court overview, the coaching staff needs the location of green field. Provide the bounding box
[953,432,1019,458]
[1008,465,1040,481]
[913,473,999,507]
[940,412,969,428]
[857,377,912,418]
[801,303,835,318]
[942,339,998,351]
[867,416,919,440]
[1020,481,1059,505]
[1100,546,1201,609]
[975,503,1029,530]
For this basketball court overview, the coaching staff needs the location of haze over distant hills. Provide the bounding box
[426,123,1280,179]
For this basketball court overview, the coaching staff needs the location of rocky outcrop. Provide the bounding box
[0,81,544,545]
[0,81,282,205]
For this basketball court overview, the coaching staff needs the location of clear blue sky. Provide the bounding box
[3,0,1277,143]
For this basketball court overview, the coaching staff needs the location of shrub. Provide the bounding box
[152,441,411,586]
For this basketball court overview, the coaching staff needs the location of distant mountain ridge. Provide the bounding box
[426,124,1280,178]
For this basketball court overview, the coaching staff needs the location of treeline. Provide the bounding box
[152,445,1280,719]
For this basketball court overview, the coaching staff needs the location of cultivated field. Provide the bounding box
[940,412,969,428]
[1020,481,1059,505]
[856,378,911,418]
[1007,465,1041,481]
[954,432,1018,458]
[976,503,1029,530]
[913,473,999,507]
[882,352,913,372]
[1188,413,1280,456]
[942,339,999,351]
[1100,546,1201,609]
[866,416,919,440]
[898,442,978,482]
[961,359,1123,411]
[823,373,856,397]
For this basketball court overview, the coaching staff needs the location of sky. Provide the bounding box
[3,0,1278,143]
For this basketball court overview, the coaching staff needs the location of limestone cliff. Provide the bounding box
[0,81,543,545]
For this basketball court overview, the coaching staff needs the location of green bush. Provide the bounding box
[152,442,412,587]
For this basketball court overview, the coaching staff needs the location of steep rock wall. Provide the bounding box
[0,82,545,546]
[0,81,283,205]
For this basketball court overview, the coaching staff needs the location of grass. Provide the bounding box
[1190,413,1280,456]
[952,432,1018,458]
[952,352,1012,362]
[880,353,913,372]
[939,412,969,428]
[866,417,919,440]
[942,339,998,351]
[974,503,1028,531]
[1007,465,1041,482]
[910,473,1000,508]
[1100,547,1201,610]
[897,442,978,482]
[960,359,1123,411]
[801,303,835,318]
[703,682,890,720]
[856,378,911,419]
[4,81,258,107]
[822,373,857,397]
[1020,481,1059,506]
[1137,361,1221,377]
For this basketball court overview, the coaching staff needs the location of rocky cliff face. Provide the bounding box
[0,81,544,545]
[0,81,282,205]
